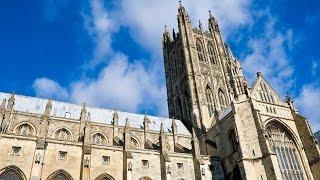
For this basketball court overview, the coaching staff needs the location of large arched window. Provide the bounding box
[218,89,226,111]
[95,173,115,180]
[46,170,73,180]
[205,87,214,117]
[207,42,216,64]
[139,177,152,180]
[0,166,26,180]
[266,124,306,180]
[196,40,205,62]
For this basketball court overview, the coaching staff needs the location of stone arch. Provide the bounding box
[265,120,307,179]
[46,169,73,180]
[263,118,303,149]
[218,88,226,111]
[139,176,152,180]
[131,136,141,149]
[13,122,36,136]
[207,42,216,64]
[52,127,74,141]
[196,39,205,62]
[95,173,115,180]
[0,165,27,180]
[91,132,109,145]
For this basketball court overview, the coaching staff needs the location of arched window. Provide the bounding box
[206,87,214,117]
[15,123,34,136]
[139,177,152,180]
[0,166,26,180]
[47,170,73,180]
[95,173,115,180]
[92,133,107,145]
[218,89,226,111]
[131,137,140,149]
[196,40,205,62]
[207,42,216,64]
[229,129,238,153]
[266,124,306,179]
[55,128,72,141]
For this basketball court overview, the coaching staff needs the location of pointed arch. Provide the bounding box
[53,127,74,141]
[131,136,141,149]
[265,122,307,179]
[92,132,108,145]
[46,169,73,180]
[205,86,214,117]
[95,173,115,180]
[196,39,205,62]
[218,89,226,111]
[13,122,36,136]
[207,42,216,64]
[139,176,152,180]
[0,165,27,180]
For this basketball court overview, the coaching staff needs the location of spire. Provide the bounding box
[113,109,119,126]
[163,25,171,45]
[208,9,219,32]
[44,99,52,117]
[198,20,203,30]
[7,93,15,110]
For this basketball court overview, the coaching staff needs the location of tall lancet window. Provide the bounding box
[207,42,216,64]
[196,40,205,62]
[206,87,214,117]
[266,124,306,180]
[218,89,226,111]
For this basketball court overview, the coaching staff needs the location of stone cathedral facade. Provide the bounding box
[0,3,319,180]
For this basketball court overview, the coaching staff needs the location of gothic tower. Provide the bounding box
[163,2,247,133]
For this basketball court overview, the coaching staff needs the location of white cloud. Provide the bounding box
[82,0,117,69]
[116,0,252,55]
[70,53,167,114]
[33,77,69,100]
[242,14,294,96]
[295,83,320,132]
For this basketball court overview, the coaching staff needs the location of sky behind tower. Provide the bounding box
[0,0,319,131]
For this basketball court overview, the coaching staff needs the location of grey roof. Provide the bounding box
[0,92,190,135]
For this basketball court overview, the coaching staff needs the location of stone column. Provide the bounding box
[1,93,14,133]
[143,114,150,148]
[113,110,119,145]
[30,100,52,180]
[160,123,171,180]
[0,99,6,130]
[123,118,132,180]
[81,112,91,180]
[79,103,87,141]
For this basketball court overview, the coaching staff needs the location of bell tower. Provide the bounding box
[163,2,247,134]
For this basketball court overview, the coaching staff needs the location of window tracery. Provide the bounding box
[92,133,107,145]
[218,89,226,111]
[207,42,216,64]
[266,124,306,180]
[205,87,214,117]
[16,123,34,136]
[55,128,72,141]
[196,40,205,62]
[131,137,139,149]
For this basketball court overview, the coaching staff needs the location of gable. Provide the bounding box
[250,74,286,106]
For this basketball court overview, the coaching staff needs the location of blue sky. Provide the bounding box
[0,0,319,131]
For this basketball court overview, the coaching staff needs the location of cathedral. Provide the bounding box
[0,2,319,180]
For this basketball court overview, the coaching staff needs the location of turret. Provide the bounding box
[162,25,171,45]
[208,10,220,33]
